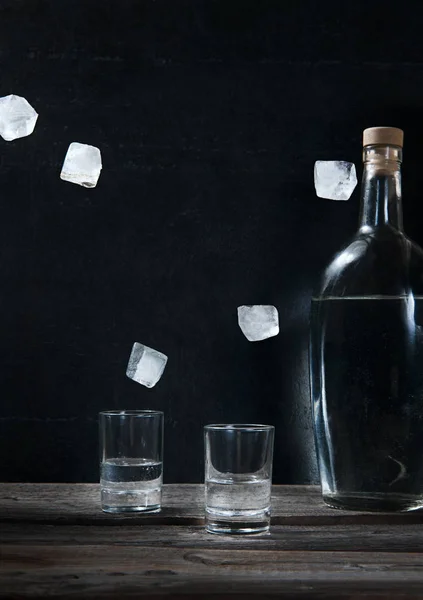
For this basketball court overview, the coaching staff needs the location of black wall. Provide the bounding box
[1,0,423,483]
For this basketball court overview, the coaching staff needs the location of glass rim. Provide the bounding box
[204,423,274,432]
[99,410,163,418]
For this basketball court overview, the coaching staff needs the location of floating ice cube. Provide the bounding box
[0,94,38,141]
[314,161,357,201]
[60,142,102,188]
[126,342,168,388]
[237,305,279,342]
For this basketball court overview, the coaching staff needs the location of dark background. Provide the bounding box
[1,0,423,484]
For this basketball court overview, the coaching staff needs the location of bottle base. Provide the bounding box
[323,492,423,512]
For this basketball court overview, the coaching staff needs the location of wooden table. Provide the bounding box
[1,484,423,598]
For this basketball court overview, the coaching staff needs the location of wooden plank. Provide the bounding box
[2,522,423,553]
[0,483,202,525]
[2,485,423,597]
[2,484,423,525]
[2,545,423,598]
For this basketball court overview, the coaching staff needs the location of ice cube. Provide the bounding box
[237,305,279,342]
[126,342,168,388]
[60,142,102,188]
[314,160,357,201]
[0,94,38,141]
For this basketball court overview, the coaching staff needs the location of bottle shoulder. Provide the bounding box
[316,228,423,298]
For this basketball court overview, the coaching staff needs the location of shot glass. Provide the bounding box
[204,424,275,534]
[99,410,163,513]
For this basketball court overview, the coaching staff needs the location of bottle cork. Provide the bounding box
[363,127,404,148]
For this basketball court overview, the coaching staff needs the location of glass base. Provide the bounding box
[206,519,269,535]
[102,504,161,514]
[323,492,423,512]
[205,508,270,535]
[101,486,162,514]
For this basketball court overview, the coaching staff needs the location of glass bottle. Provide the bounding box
[310,127,423,511]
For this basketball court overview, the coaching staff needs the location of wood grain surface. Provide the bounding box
[2,484,423,598]
[2,483,423,525]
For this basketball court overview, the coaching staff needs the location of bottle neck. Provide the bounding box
[358,144,403,232]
